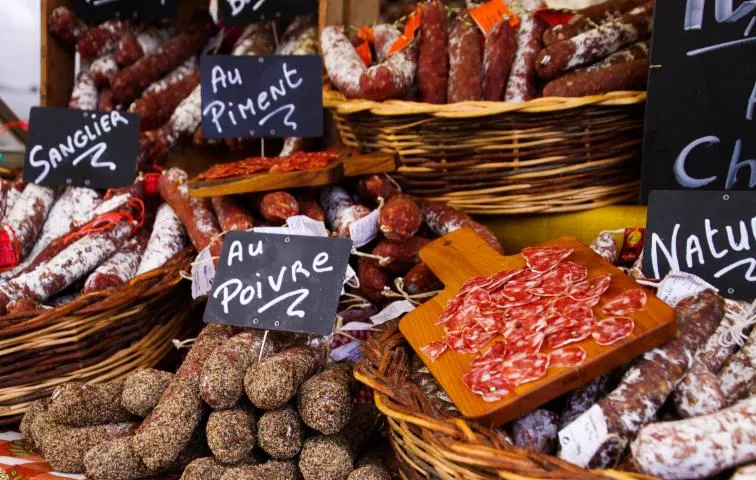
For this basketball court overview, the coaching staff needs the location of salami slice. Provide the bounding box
[557,261,588,283]
[529,269,573,296]
[601,288,647,315]
[570,274,612,300]
[470,341,508,368]
[509,332,545,356]
[552,296,598,315]
[500,353,551,385]
[498,284,540,303]
[463,324,497,352]
[462,368,514,403]
[420,341,449,362]
[592,316,635,346]
[546,321,592,349]
[507,299,549,318]
[550,346,587,368]
[521,246,573,273]
[508,268,543,288]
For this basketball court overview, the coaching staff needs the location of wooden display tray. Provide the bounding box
[188,152,397,197]
[399,229,676,426]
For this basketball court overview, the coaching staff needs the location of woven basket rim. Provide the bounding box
[323,84,647,117]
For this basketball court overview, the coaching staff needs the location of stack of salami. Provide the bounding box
[21,326,394,480]
[322,0,652,103]
[0,176,187,315]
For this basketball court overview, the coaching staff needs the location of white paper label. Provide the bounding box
[286,215,329,237]
[656,270,718,307]
[252,225,292,235]
[370,300,416,325]
[349,208,380,248]
[557,404,609,467]
[191,248,216,299]
[338,321,375,331]
[330,341,364,362]
[344,264,357,286]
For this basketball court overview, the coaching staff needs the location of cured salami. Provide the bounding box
[129,69,200,131]
[672,362,727,419]
[256,191,299,226]
[211,196,254,232]
[83,233,148,293]
[404,263,443,295]
[590,231,618,263]
[136,203,186,276]
[550,346,587,367]
[48,6,87,43]
[2,184,55,262]
[579,40,650,72]
[232,22,275,56]
[21,188,75,268]
[505,13,547,102]
[357,175,396,203]
[591,316,634,345]
[138,85,201,167]
[482,20,517,101]
[420,341,448,362]
[542,0,649,46]
[601,288,647,315]
[320,187,371,237]
[719,327,756,405]
[448,16,483,103]
[360,24,417,101]
[569,274,612,300]
[71,188,102,229]
[69,72,98,110]
[417,0,449,104]
[546,321,592,349]
[630,397,756,479]
[77,20,129,60]
[422,201,502,253]
[90,54,119,88]
[321,26,367,99]
[379,193,422,242]
[521,246,573,273]
[559,374,612,428]
[541,59,649,97]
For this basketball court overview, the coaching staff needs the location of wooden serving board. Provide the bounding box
[188,152,397,198]
[399,228,676,426]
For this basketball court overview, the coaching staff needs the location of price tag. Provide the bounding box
[370,300,416,324]
[656,271,718,307]
[557,404,609,467]
[204,232,352,335]
[191,248,216,299]
[468,0,519,35]
[24,107,139,189]
[74,0,177,21]
[219,0,318,25]
[349,208,380,248]
[200,55,323,139]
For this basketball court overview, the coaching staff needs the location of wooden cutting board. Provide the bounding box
[399,228,676,426]
[189,152,397,197]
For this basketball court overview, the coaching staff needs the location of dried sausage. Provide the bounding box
[129,70,200,131]
[372,236,430,274]
[211,196,254,232]
[136,203,186,275]
[357,175,396,203]
[320,186,371,237]
[48,379,133,427]
[90,54,119,88]
[422,201,503,253]
[69,71,98,110]
[719,327,756,405]
[542,0,649,46]
[448,16,483,102]
[360,24,417,101]
[83,233,148,293]
[2,184,56,262]
[77,20,129,60]
[121,368,173,418]
[321,26,367,99]
[256,191,300,226]
[404,263,443,294]
[482,20,517,101]
[357,257,391,303]
[379,193,422,242]
[297,363,354,435]
[578,40,650,72]
[48,6,87,43]
[505,13,547,102]
[258,406,304,459]
[510,409,559,453]
[542,59,649,97]
[417,0,449,104]
[207,406,256,464]
[244,346,325,410]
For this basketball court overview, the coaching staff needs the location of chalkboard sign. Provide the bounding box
[219,0,318,25]
[640,0,756,202]
[200,55,323,139]
[74,0,177,21]
[24,107,140,189]
[643,190,756,299]
[204,232,352,335]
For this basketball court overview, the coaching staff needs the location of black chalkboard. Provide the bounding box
[73,0,177,21]
[24,107,140,189]
[204,232,352,335]
[200,55,323,139]
[643,190,756,299]
[640,0,756,202]
[219,0,318,25]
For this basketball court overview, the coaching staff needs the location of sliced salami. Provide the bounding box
[500,353,551,386]
[529,269,573,296]
[420,341,449,362]
[552,296,598,315]
[463,368,515,403]
[469,341,508,368]
[570,274,612,301]
[509,332,545,356]
[546,321,592,349]
[557,261,588,283]
[601,288,647,315]
[507,299,549,318]
[550,347,587,368]
[592,316,635,345]
[463,324,497,352]
[508,267,543,288]
[521,246,573,273]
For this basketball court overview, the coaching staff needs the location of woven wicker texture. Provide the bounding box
[355,321,655,480]
[0,249,195,424]
[325,86,647,215]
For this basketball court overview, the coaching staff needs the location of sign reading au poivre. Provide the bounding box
[203,232,351,336]
[200,55,323,139]
[640,0,756,201]
[24,107,139,189]
[219,0,318,25]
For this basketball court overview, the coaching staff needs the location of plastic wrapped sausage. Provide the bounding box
[510,409,559,454]
[320,186,371,237]
[542,0,649,46]
[321,26,367,99]
[244,346,325,410]
[2,184,57,262]
[448,16,483,103]
[298,363,354,435]
[134,324,233,471]
[541,59,649,97]
[121,368,173,418]
[255,191,299,226]
[129,70,200,131]
[379,193,422,242]
[258,406,304,459]
[135,203,186,276]
[482,20,517,101]
[505,13,547,102]
[631,397,756,479]
[211,196,254,232]
[207,406,256,464]
[360,24,417,101]
[77,20,129,60]
[422,201,503,253]
[48,379,133,427]
[158,168,222,257]
[48,6,87,43]
[535,2,653,80]
[69,71,98,110]
[417,0,449,104]
[558,290,726,468]
[83,233,148,293]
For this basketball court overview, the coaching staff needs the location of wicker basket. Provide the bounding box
[0,248,196,424]
[325,86,646,215]
[355,321,654,480]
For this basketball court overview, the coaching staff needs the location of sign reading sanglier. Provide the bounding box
[200,55,323,139]
[203,232,352,336]
[643,190,756,299]
[24,107,139,189]
[219,0,318,25]
[640,0,756,201]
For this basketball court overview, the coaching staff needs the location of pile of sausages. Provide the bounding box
[322,0,652,102]
[22,325,393,480]
[0,176,186,315]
